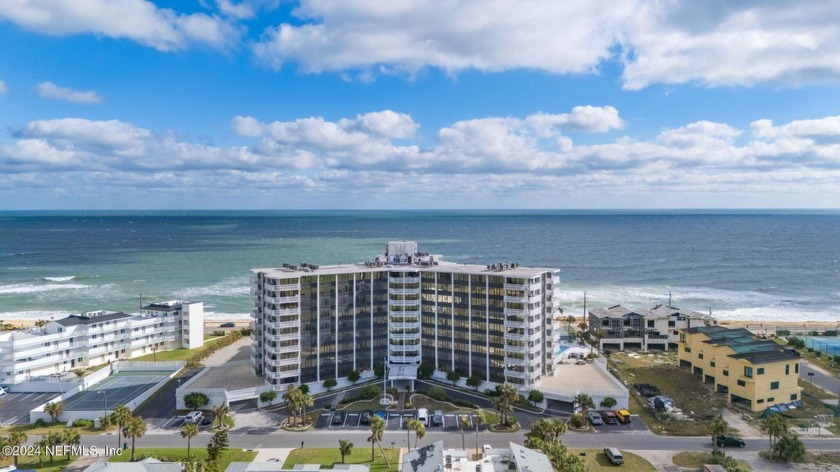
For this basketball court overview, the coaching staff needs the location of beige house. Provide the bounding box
[678,325,800,412]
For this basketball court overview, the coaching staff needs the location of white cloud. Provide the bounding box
[35,82,102,103]
[0,80,6,94]
[249,0,840,89]
[5,110,840,208]
[0,0,236,51]
[254,0,630,74]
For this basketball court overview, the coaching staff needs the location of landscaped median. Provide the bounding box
[282,448,399,472]
[108,448,257,471]
[574,449,655,472]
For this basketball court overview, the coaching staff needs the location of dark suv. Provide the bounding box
[716,435,746,448]
[360,410,373,425]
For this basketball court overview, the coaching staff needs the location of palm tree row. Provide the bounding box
[492,383,519,426]
[107,405,146,462]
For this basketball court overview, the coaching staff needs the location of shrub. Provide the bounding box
[404,402,412,409]
[347,370,361,383]
[569,414,585,428]
[211,330,225,336]
[72,419,93,428]
[451,399,476,408]
[34,419,47,427]
[484,388,499,397]
[184,392,210,410]
[814,351,822,358]
[387,387,399,398]
[427,386,448,401]
[359,384,381,400]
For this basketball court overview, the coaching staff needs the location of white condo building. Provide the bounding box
[0,300,203,385]
[250,241,561,390]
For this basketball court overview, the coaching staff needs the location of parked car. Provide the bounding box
[417,408,429,425]
[332,411,346,425]
[603,447,624,465]
[432,410,444,426]
[184,411,203,424]
[634,383,660,397]
[615,409,631,424]
[716,435,746,448]
[600,411,618,424]
[360,410,373,425]
[220,322,236,328]
[587,411,604,426]
[0,386,8,396]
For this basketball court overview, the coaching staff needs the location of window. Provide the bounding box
[757,368,764,375]
[770,381,779,390]
[723,369,729,377]
[737,379,746,387]
[684,346,691,353]
[744,366,753,378]
[785,365,789,375]
[767,397,774,403]
[795,363,799,374]
[679,333,686,342]
[710,361,716,367]
[790,393,798,401]
[698,353,704,359]
[757,399,764,404]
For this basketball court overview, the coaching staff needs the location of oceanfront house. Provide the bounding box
[402,441,553,472]
[678,325,800,412]
[0,300,203,385]
[588,304,713,351]
[250,241,562,391]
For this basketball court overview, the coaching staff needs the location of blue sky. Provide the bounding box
[2,1,840,209]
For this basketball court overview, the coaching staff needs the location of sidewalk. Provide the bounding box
[254,447,294,463]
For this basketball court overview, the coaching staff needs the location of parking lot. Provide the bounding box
[588,415,649,433]
[0,392,56,425]
[315,410,485,432]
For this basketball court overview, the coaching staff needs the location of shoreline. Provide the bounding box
[2,317,837,334]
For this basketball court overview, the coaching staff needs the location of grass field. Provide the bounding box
[109,447,257,470]
[133,335,233,362]
[611,352,726,436]
[282,447,399,471]
[0,455,76,472]
[575,449,655,471]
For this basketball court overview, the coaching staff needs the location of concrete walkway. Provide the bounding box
[205,337,252,366]
[253,447,294,463]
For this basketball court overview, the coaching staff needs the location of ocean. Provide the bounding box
[1,210,839,323]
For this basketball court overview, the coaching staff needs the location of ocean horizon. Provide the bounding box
[2,209,839,323]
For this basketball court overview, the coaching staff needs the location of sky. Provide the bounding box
[1,1,840,209]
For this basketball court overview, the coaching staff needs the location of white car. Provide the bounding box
[0,386,8,396]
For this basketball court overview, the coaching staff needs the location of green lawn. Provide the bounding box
[133,335,233,362]
[0,455,76,472]
[282,447,399,471]
[109,447,257,471]
[576,449,655,471]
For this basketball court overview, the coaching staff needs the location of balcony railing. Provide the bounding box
[504,283,526,291]
[265,308,300,316]
[390,276,421,284]
[388,299,421,307]
[389,287,421,295]
[504,368,527,378]
[265,369,300,379]
[266,356,301,367]
[265,319,300,329]
[389,354,421,363]
[266,296,299,304]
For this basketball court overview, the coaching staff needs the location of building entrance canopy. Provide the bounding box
[387,363,418,380]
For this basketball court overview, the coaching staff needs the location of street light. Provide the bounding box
[99,391,108,415]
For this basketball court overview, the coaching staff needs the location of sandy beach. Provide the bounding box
[1,318,253,332]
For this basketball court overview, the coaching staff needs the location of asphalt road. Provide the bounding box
[800,362,840,397]
[67,430,840,453]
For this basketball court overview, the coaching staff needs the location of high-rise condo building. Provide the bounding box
[250,241,560,390]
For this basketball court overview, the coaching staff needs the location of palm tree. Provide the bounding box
[761,414,788,454]
[459,414,470,450]
[711,416,728,454]
[111,405,133,449]
[414,421,426,450]
[71,368,87,378]
[368,415,389,467]
[338,440,353,464]
[282,384,301,426]
[44,401,63,424]
[123,416,147,461]
[211,404,231,429]
[61,428,81,460]
[299,389,314,427]
[406,418,418,450]
[474,410,486,453]
[8,431,27,466]
[573,393,595,416]
[45,431,62,462]
[181,423,199,459]
[496,383,519,426]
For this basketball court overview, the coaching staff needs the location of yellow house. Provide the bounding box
[678,326,800,412]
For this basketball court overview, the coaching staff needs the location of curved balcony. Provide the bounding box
[265,319,300,330]
[389,287,421,295]
[265,356,300,367]
[266,296,299,304]
[388,299,421,307]
[389,321,421,330]
[389,354,421,363]
[265,308,300,316]
[265,369,300,380]
[388,332,420,340]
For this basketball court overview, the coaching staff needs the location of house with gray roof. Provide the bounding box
[83,458,180,472]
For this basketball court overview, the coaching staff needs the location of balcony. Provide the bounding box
[389,308,421,317]
[266,296,299,304]
[389,322,421,330]
[390,276,421,284]
[504,283,526,291]
[504,368,527,378]
[266,356,301,367]
[388,332,421,341]
[389,287,420,296]
[389,354,421,363]
[504,357,527,366]
[265,308,301,317]
[265,283,301,292]
[503,295,527,303]
[505,332,528,341]
[388,299,421,307]
[265,319,300,330]
[265,369,300,380]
